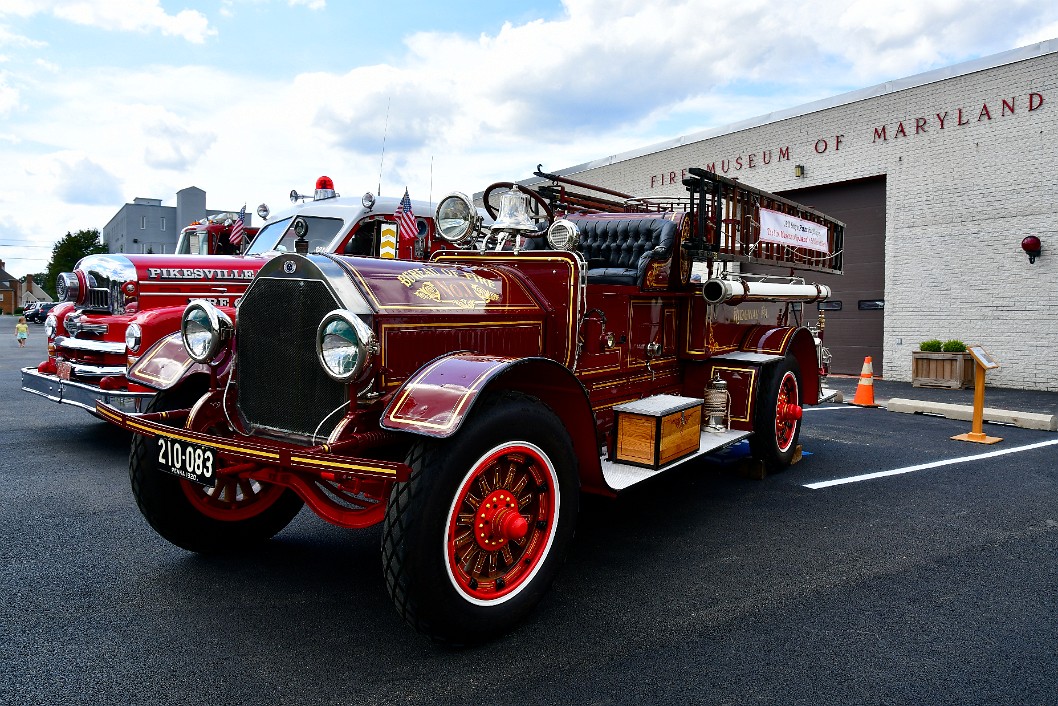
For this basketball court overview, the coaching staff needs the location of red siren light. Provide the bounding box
[314,175,337,201]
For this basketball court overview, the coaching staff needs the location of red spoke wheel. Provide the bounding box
[749,355,803,471]
[382,391,577,645]
[180,476,291,523]
[773,371,803,454]
[445,442,558,604]
[130,385,303,553]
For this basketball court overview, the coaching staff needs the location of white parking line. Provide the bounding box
[803,405,868,412]
[805,438,1058,489]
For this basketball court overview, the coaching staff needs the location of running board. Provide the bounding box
[819,386,842,403]
[600,429,752,491]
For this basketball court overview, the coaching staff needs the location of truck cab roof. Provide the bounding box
[245,195,438,256]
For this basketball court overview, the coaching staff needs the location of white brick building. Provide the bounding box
[534,40,1057,391]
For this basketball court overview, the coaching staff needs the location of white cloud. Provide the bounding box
[220,0,320,17]
[0,0,1055,276]
[2,1,215,44]
[1016,21,1058,47]
[51,155,123,205]
[0,23,47,48]
[0,71,17,114]
[144,118,218,171]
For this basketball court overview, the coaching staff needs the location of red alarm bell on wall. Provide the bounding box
[1021,235,1042,264]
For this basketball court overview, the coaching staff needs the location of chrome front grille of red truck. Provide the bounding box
[236,276,349,439]
[84,286,111,311]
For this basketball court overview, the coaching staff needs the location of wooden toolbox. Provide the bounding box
[611,395,704,469]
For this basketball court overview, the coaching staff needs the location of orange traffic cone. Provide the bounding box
[850,356,879,407]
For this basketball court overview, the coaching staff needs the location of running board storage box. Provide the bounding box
[612,395,704,469]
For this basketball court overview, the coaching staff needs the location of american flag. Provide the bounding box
[229,204,247,246]
[395,188,416,244]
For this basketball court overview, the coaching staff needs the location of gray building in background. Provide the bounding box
[102,186,252,254]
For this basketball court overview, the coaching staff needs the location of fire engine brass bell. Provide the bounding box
[491,187,538,234]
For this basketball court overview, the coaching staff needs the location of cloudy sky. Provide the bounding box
[1,0,1055,275]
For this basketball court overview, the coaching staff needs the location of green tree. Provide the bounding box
[43,229,107,298]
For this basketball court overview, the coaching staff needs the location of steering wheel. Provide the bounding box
[482,181,555,226]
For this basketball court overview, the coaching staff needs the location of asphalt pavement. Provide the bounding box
[2,316,1056,706]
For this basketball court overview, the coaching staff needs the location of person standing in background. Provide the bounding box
[15,316,28,347]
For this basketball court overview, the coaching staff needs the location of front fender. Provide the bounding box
[127,331,218,391]
[381,353,543,437]
[381,353,608,496]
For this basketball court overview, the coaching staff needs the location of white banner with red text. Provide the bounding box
[758,208,831,253]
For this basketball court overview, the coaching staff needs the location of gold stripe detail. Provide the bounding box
[130,421,281,461]
[289,456,398,475]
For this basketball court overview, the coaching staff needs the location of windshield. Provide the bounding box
[175,228,206,255]
[245,216,345,255]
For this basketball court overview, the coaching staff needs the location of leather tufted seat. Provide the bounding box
[565,216,677,286]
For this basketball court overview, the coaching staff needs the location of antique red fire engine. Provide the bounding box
[98,168,843,644]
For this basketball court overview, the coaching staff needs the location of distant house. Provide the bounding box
[0,260,14,315]
[21,273,52,307]
[0,260,53,315]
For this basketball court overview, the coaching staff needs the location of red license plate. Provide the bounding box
[57,360,72,381]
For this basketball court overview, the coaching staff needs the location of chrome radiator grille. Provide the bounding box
[84,287,111,312]
[237,277,349,439]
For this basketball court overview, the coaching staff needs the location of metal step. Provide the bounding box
[600,428,752,491]
[819,386,842,403]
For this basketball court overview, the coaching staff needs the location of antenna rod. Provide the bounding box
[377,97,391,197]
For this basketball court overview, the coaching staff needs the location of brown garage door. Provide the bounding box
[752,176,886,375]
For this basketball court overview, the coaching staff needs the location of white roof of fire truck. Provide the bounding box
[245,176,438,256]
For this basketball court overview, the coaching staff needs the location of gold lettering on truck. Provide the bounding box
[400,268,501,309]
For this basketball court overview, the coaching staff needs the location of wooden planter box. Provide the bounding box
[911,351,973,389]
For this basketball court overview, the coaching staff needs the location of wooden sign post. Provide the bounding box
[952,345,1002,444]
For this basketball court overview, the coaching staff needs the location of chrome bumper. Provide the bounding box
[21,366,152,414]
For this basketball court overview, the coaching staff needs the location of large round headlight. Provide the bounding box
[125,323,142,352]
[44,315,57,338]
[182,300,233,363]
[316,310,376,383]
[56,272,80,303]
[435,192,478,246]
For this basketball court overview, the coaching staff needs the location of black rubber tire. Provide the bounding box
[381,391,578,645]
[129,384,304,553]
[749,355,803,472]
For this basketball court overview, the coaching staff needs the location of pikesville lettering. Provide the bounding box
[147,268,257,280]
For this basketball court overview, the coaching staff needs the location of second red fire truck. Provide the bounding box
[22,178,443,414]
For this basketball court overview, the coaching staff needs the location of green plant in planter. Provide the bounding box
[919,339,943,352]
[941,340,967,352]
